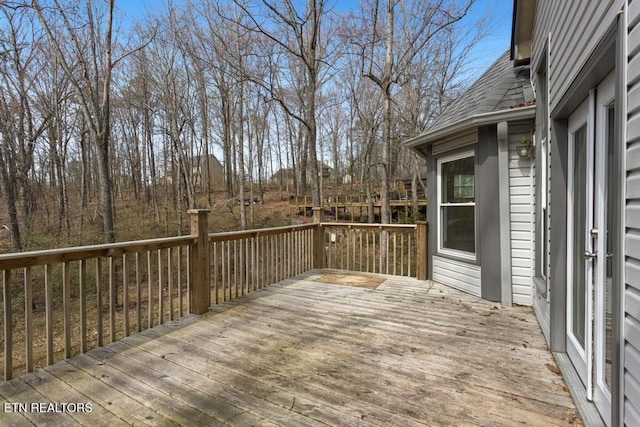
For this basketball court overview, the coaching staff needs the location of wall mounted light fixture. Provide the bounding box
[516,138,533,159]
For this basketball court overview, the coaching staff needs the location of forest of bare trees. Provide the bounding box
[0,0,487,251]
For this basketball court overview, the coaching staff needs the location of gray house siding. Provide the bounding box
[477,126,502,302]
[531,1,623,112]
[508,122,535,306]
[527,0,638,425]
[627,2,640,424]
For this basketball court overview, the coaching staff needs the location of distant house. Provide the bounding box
[270,162,332,188]
[191,155,224,190]
[408,1,640,425]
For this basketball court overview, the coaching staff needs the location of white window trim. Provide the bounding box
[436,149,477,261]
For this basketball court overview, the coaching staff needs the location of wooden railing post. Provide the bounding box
[189,209,211,315]
[312,207,324,269]
[416,221,428,280]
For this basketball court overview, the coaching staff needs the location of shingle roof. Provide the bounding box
[427,50,534,134]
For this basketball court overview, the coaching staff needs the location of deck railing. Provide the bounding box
[0,209,426,381]
[0,235,195,382]
[208,224,316,305]
[321,223,418,277]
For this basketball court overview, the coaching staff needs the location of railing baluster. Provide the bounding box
[179,246,184,314]
[379,229,383,274]
[24,267,33,373]
[290,231,294,276]
[158,249,163,325]
[147,251,153,329]
[135,253,142,333]
[329,228,334,269]
[64,261,72,357]
[281,233,285,277]
[408,233,412,277]
[234,239,238,298]
[227,239,231,299]
[386,230,390,275]
[276,233,280,282]
[373,230,376,273]
[346,228,350,271]
[186,245,192,313]
[393,232,397,276]
[276,233,281,281]
[401,233,405,276]
[80,260,87,352]
[292,231,296,274]
[95,259,103,348]
[168,248,173,321]
[220,241,231,301]
[258,236,263,289]
[4,270,12,380]
[109,257,116,344]
[286,232,290,277]
[295,231,299,275]
[253,236,257,291]
[359,231,362,272]
[307,229,311,270]
[221,241,226,302]
[245,238,250,294]
[213,242,218,304]
[222,241,226,301]
[123,255,129,337]
[366,231,370,273]
[271,234,276,283]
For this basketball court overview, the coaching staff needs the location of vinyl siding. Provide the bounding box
[432,255,481,297]
[628,1,640,424]
[508,123,535,306]
[532,0,623,112]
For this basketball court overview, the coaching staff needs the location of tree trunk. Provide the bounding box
[0,148,22,251]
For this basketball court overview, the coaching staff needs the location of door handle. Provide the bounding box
[583,250,597,260]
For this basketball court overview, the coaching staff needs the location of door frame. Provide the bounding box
[592,71,615,426]
[566,95,594,393]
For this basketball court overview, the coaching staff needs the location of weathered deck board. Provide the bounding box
[0,270,582,426]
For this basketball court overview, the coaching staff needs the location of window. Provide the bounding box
[438,151,476,257]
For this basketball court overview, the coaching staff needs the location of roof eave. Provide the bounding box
[406,105,536,152]
[511,0,536,65]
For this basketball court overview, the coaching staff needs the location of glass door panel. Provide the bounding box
[567,98,592,390]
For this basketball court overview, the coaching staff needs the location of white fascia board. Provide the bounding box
[406,105,536,149]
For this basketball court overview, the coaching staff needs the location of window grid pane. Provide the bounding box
[439,154,475,255]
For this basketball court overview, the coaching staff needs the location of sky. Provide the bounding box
[115,0,514,75]
[464,0,514,72]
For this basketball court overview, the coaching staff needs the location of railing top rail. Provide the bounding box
[0,221,422,271]
[208,223,317,242]
[0,235,196,270]
[320,222,417,230]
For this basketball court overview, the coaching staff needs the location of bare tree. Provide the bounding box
[31,0,119,242]
[232,0,329,208]
[355,0,476,225]
[0,6,52,249]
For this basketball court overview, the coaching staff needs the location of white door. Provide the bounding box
[567,97,592,390]
[567,73,615,426]
[592,72,615,426]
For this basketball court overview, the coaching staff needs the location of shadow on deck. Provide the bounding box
[0,270,582,426]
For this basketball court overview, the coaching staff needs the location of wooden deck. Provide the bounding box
[0,270,581,426]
